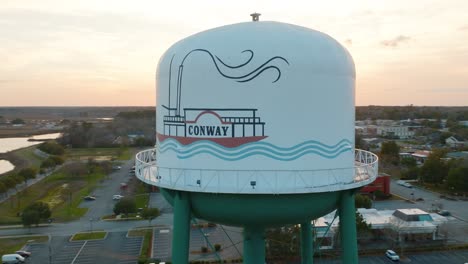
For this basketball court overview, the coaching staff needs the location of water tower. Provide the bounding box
[136,15,378,264]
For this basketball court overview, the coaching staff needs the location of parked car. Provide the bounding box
[83,196,96,201]
[385,249,399,261]
[437,210,451,216]
[113,195,124,200]
[112,166,122,170]
[14,251,31,258]
[1,254,25,263]
[402,182,413,188]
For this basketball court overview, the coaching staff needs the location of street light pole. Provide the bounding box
[48,234,52,264]
[89,218,93,232]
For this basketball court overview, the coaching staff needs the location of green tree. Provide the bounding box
[26,201,52,220]
[141,208,160,226]
[0,182,6,194]
[381,141,400,157]
[419,150,448,184]
[1,176,16,189]
[380,141,400,165]
[18,167,37,180]
[50,155,65,165]
[401,157,417,168]
[113,198,137,216]
[446,167,468,192]
[356,211,372,233]
[38,141,65,155]
[21,208,40,227]
[11,118,25,124]
[40,158,56,169]
[401,166,420,180]
[355,194,372,209]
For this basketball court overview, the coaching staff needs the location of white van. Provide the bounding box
[1,254,25,263]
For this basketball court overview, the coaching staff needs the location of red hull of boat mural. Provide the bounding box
[157,133,267,148]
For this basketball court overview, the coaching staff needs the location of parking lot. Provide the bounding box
[314,250,468,263]
[23,232,142,264]
[152,225,243,262]
[153,227,172,261]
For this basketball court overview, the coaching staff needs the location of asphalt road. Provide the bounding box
[315,249,468,263]
[80,157,136,221]
[388,179,468,221]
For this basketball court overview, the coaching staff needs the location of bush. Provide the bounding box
[40,158,56,169]
[50,155,65,165]
[18,168,37,180]
[137,256,147,264]
[214,243,221,251]
[201,246,208,253]
[113,198,137,216]
[39,141,65,155]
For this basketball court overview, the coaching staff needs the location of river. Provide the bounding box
[0,132,62,174]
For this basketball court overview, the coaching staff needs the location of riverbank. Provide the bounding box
[0,128,61,139]
[0,146,45,177]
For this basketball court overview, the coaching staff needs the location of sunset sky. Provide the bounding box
[1,0,467,106]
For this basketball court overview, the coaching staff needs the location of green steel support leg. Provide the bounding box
[339,190,358,264]
[301,221,314,264]
[243,226,265,264]
[172,191,190,264]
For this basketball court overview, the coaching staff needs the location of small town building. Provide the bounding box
[411,150,432,164]
[445,136,468,148]
[360,173,391,196]
[376,126,415,139]
[313,208,448,249]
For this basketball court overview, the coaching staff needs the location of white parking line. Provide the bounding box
[71,241,87,264]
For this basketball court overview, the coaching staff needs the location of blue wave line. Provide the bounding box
[177,147,352,161]
[160,138,352,152]
[157,138,353,161]
[160,142,351,157]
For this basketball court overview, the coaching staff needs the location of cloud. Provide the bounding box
[344,39,352,46]
[380,35,411,47]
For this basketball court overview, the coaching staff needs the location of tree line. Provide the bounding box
[381,141,468,193]
[356,106,468,121]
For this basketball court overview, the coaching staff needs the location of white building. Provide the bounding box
[313,208,448,249]
[376,126,415,139]
[445,136,468,148]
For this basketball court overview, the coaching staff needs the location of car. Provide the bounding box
[402,182,413,188]
[437,210,451,216]
[385,249,400,261]
[1,253,25,263]
[396,180,405,186]
[113,195,124,200]
[14,251,31,258]
[83,196,96,201]
[112,166,122,170]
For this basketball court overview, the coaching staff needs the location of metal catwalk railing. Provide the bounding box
[135,149,378,194]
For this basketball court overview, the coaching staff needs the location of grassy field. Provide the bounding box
[135,194,149,209]
[13,146,45,168]
[66,147,132,161]
[0,235,48,256]
[0,145,44,177]
[0,168,106,224]
[128,228,152,237]
[71,231,107,241]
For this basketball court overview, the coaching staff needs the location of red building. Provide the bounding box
[360,173,390,196]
